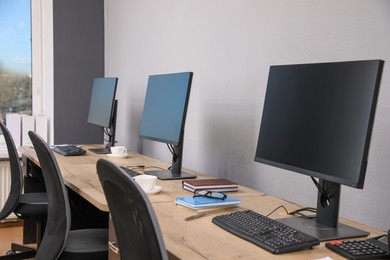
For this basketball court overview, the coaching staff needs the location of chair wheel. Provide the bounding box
[6,250,15,255]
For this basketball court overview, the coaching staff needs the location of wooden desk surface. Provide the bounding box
[20,145,262,211]
[19,145,384,260]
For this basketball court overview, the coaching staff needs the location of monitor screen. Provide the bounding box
[140,72,192,145]
[139,72,195,180]
[87,77,118,153]
[255,60,384,241]
[87,77,118,128]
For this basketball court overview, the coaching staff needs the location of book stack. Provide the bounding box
[175,195,241,210]
[182,178,238,193]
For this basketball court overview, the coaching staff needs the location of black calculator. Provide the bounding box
[325,233,390,259]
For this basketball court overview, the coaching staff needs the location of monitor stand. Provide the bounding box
[90,104,117,155]
[145,170,196,180]
[277,180,369,241]
[146,141,197,180]
[277,216,369,241]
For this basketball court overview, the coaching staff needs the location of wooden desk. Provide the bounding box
[19,145,384,260]
[20,145,261,210]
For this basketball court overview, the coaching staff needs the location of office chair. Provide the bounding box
[0,122,47,260]
[28,131,108,260]
[96,158,168,260]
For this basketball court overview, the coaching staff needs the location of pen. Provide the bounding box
[185,211,209,221]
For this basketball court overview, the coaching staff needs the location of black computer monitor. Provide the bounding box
[139,72,195,180]
[87,77,118,154]
[255,60,384,241]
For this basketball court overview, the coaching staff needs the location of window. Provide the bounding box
[0,0,32,121]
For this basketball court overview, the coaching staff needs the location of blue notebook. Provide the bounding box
[175,195,241,210]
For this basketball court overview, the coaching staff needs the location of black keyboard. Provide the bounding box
[326,237,390,259]
[212,210,319,254]
[52,145,86,156]
[89,147,111,154]
[120,166,141,177]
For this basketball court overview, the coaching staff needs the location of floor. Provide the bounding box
[0,219,25,255]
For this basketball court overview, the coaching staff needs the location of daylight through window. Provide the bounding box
[0,0,32,121]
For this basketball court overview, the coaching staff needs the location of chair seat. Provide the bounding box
[59,228,108,260]
[14,193,47,217]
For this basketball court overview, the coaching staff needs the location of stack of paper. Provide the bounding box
[182,178,238,192]
[6,114,22,147]
[175,195,241,210]
[22,116,35,146]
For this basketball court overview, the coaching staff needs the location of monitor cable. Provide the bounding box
[103,127,111,140]
[103,127,117,148]
[266,205,316,220]
[288,207,317,219]
[266,205,289,217]
[311,176,331,207]
[167,143,178,162]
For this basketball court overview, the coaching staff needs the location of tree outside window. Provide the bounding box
[0,0,32,121]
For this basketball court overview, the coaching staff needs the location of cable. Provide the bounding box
[266,205,317,220]
[289,207,316,214]
[311,176,325,194]
[288,207,317,219]
[122,165,145,172]
[311,177,332,207]
[167,144,178,162]
[103,127,111,139]
[142,166,167,172]
[266,205,289,217]
[102,127,117,148]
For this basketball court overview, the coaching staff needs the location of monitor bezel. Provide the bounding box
[87,77,118,129]
[139,72,193,146]
[139,72,195,180]
[87,77,118,153]
[255,60,384,189]
[254,59,384,241]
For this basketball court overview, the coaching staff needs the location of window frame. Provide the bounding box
[31,0,53,144]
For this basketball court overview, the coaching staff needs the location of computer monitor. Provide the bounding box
[255,60,384,241]
[87,77,118,154]
[139,72,195,180]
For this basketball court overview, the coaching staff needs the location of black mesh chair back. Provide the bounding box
[0,121,47,259]
[96,158,168,260]
[28,131,70,259]
[0,121,23,219]
[28,131,108,260]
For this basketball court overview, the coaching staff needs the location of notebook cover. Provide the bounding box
[182,185,238,193]
[175,195,241,209]
[182,178,238,190]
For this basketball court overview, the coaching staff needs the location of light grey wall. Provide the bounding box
[105,0,390,230]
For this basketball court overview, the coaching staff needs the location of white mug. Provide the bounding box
[110,146,127,155]
[133,175,157,191]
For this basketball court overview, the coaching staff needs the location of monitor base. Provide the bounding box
[277,216,369,241]
[89,147,111,154]
[145,170,197,180]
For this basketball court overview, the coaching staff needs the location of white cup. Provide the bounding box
[133,175,157,192]
[110,146,127,155]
